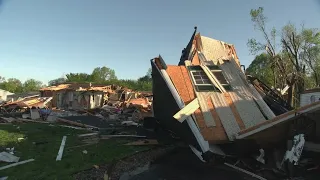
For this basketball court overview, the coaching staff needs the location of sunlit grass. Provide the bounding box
[0,123,147,179]
[0,129,25,147]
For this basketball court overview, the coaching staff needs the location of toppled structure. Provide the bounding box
[150,27,320,169]
[40,83,116,110]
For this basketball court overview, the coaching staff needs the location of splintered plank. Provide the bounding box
[223,93,245,130]
[210,92,240,140]
[248,84,275,120]
[56,136,67,161]
[0,159,35,171]
[173,98,200,122]
[220,61,266,128]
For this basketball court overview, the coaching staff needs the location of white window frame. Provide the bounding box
[190,70,212,86]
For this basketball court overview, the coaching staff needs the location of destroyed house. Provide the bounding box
[151,29,320,160]
[40,83,114,110]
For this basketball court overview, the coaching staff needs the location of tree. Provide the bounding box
[48,77,66,86]
[65,73,92,83]
[23,79,43,92]
[91,66,117,83]
[300,28,320,86]
[247,7,320,107]
[0,78,23,93]
[0,76,5,83]
[246,53,274,87]
[137,68,152,82]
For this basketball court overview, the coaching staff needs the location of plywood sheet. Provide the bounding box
[197,92,216,127]
[200,36,229,64]
[210,92,240,140]
[220,61,266,128]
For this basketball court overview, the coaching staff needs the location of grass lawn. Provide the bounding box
[0,123,147,180]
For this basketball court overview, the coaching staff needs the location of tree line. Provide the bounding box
[246,7,320,107]
[0,66,152,93]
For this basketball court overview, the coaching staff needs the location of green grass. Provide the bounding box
[0,123,147,180]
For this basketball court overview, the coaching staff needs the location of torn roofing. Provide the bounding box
[4,96,52,108]
[40,83,113,92]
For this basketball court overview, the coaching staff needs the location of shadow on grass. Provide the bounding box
[0,123,147,180]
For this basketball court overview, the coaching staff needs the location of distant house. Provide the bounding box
[0,89,14,102]
[40,83,115,110]
[6,91,40,102]
[300,88,320,107]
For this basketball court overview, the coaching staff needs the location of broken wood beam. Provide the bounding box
[0,159,35,171]
[173,98,200,122]
[224,163,267,180]
[125,139,158,146]
[100,135,146,140]
[57,118,99,129]
[56,136,67,161]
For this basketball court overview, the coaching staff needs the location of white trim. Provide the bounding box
[173,98,200,122]
[190,70,212,86]
[56,136,67,161]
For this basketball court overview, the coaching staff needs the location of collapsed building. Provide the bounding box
[150,27,320,169]
[40,83,116,110]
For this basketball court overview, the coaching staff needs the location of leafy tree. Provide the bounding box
[91,66,117,83]
[246,53,274,87]
[247,7,320,107]
[0,76,5,83]
[23,79,43,92]
[65,73,92,83]
[0,78,23,93]
[300,28,320,86]
[137,68,152,82]
[48,77,67,86]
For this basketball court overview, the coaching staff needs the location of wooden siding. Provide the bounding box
[166,65,229,143]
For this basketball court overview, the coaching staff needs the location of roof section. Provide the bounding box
[200,36,240,66]
[40,83,113,92]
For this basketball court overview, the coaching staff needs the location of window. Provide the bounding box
[188,66,232,92]
[191,71,211,85]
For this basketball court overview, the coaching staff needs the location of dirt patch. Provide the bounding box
[73,164,109,180]
[73,146,173,180]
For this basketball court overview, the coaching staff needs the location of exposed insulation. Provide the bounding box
[200,36,229,64]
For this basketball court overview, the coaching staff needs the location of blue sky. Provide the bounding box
[0,0,319,84]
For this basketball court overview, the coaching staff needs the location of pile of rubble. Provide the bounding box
[0,84,153,132]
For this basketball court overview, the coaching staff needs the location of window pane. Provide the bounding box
[199,72,207,76]
[203,79,211,84]
[192,72,200,75]
[195,80,204,84]
[193,75,202,80]
[212,71,228,84]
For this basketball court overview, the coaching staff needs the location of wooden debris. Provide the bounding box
[78,133,99,138]
[173,98,200,122]
[224,163,267,180]
[16,118,50,124]
[56,136,67,161]
[100,135,146,140]
[57,117,98,129]
[125,139,158,146]
[66,143,97,149]
[0,159,35,171]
